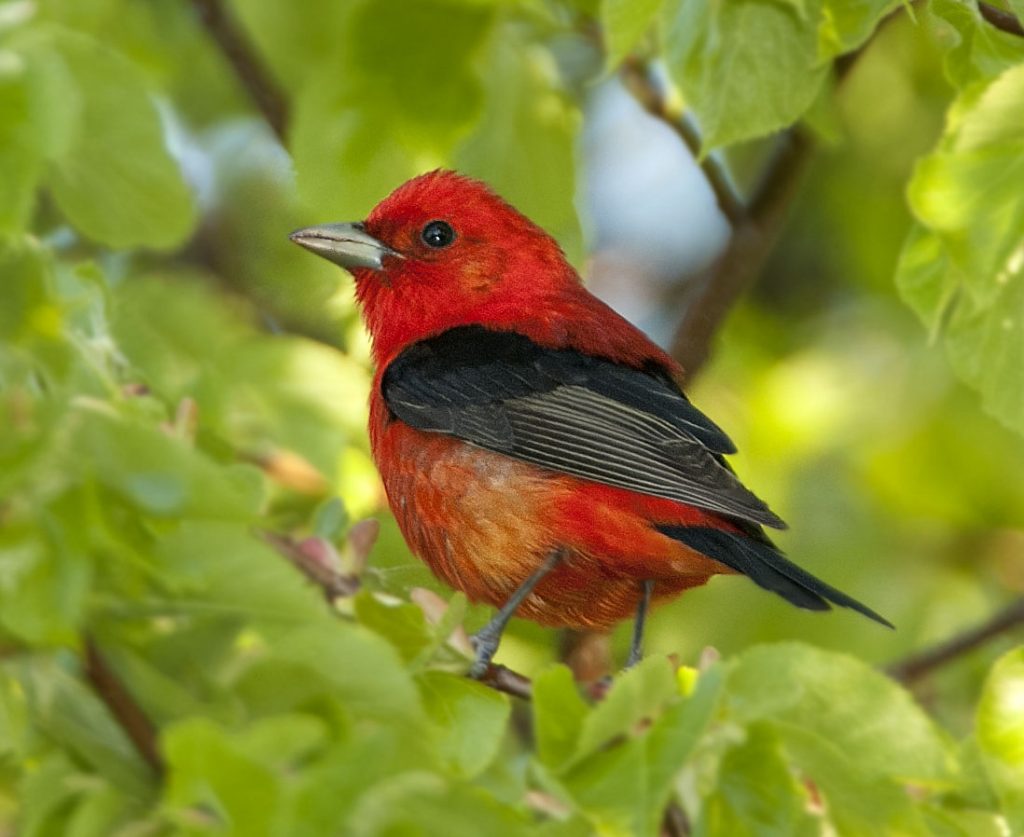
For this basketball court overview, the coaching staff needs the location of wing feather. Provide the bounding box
[382,325,785,529]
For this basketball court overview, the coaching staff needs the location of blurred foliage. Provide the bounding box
[1,0,1023,834]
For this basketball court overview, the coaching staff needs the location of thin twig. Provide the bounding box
[189,0,289,142]
[620,58,746,228]
[619,7,901,380]
[886,598,1024,684]
[83,638,162,775]
[261,531,361,601]
[979,2,1024,37]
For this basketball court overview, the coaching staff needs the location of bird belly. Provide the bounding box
[372,419,727,629]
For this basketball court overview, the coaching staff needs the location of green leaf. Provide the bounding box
[532,665,589,770]
[13,657,155,800]
[661,0,828,149]
[74,410,263,519]
[0,236,57,344]
[725,643,957,784]
[26,31,196,249]
[0,507,91,646]
[455,31,582,264]
[266,624,424,723]
[571,655,676,766]
[151,521,328,626]
[346,772,533,837]
[291,0,494,222]
[601,0,662,68]
[0,53,42,232]
[818,0,901,60]
[418,672,510,779]
[354,591,434,664]
[895,223,961,336]
[976,647,1024,831]
[162,717,282,836]
[63,784,135,837]
[928,0,1024,89]
[17,753,85,837]
[942,269,1024,436]
[899,63,1024,434]
[560,665,725,836]
[698,724,816,837]
[779,726,927,834]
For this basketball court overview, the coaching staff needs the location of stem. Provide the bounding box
[189,0,289,142]
[83,638,162,775]
[886,598,1024,684]
[619,58,746,228]
[261,531,361,602]
[979,2,1024,37]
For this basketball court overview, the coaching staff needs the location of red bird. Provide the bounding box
[291,171,889,675]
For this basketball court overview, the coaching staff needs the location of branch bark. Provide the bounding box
[618,10,901,381]
[670,129,813,381]
[478,663,533,700]
[83,638,162,776]
[262,531,362,602]
[620,59,746,228]
[979,2,1024,37]
[886,598,1024,684]
[189,0,289,142]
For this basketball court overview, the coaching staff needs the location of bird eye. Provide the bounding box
[420,220,455,249]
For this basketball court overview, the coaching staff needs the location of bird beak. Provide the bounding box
[288,222,401,271]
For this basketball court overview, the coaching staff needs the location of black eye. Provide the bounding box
[421,220,455,249]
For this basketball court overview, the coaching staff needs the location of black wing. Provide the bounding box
[381,325,785,530]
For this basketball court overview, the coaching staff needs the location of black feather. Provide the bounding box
[657,524,893,628]
[381,326,787,529]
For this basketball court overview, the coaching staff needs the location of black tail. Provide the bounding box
[657,524,893,628]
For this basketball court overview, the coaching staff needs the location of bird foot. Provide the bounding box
[468,629,500,679]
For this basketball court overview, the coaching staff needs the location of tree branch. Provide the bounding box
[979,2,1024,37]
[261,531,361,602]
[615,10,900,381]
[478,663,533,700]
[670,129,813,381]
[886,598,1024,684]
[619,58,746,228]
[189,0,289,142]
[83,638,163,776]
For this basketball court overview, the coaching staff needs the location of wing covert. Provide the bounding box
[382,325,784,529]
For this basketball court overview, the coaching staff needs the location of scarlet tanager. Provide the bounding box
[291,171,890,676]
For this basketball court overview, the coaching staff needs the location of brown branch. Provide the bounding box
[886,598,1024,684]
[979,2,1024,37]
[83,638,162,775]
[189,0,289,142]
[671,129,813,381]
[662,799,693,837]
[261,531,361,601]
[617,8,901,380]
[620,58,746,229]
[478,663,533,700]
[262,527,537,698]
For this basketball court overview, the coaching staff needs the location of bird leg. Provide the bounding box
[626,580,655,668]
[469,550,563,679]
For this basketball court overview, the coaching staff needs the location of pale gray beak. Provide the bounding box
[288,222,401,271]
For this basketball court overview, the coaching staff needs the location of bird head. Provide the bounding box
[290,170,578,364]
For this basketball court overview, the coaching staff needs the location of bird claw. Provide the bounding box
[468,630,500,679]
